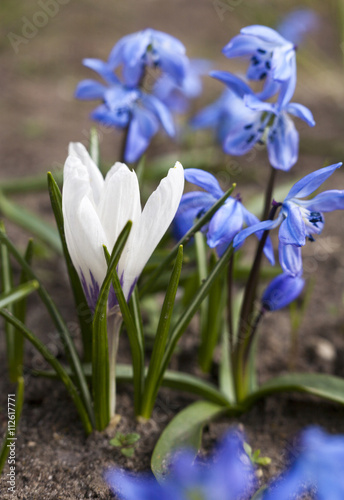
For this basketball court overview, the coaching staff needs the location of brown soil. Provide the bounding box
[1,1,344,499]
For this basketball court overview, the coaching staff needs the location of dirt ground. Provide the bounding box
[1,0,344,499]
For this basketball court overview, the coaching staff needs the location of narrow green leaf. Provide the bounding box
[0,377,24,474]
[140,246,183,419]
[93,221,132,430]
[104,247,144,417]
[129,286,144,356]
[158,243,234,384]
[89,127,100,166]
[0,311,92,434]
[47,172,93,362]
[244,373,344,408]
[0,192,62,253]
[219,326,236,405]
[0,280,39,309]
[0,229,95,428]
[151,401,227,481]
[140,184,236,296]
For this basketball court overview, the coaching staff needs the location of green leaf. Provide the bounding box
[93,221,132,430]
[140,184,236,296]
[244,373,344,408]
[158,243,234,384]
[121,447,135,458]
[123,432,141,445]
[104,245,144,417]
[109,436,122,447]
[0,228,95,428]
[0,280,39,309]
[140,246,183,419]
[0,377,24,474]
[151,401,227,481]
[0,191,62,253]
[47,172,93,362]
[0,311,93,434]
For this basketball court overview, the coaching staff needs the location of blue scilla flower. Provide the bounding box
[277,8,320,46]
[222,25,297,105]
[209,72,315,171]
[262,271,305,311]
[174,168,274,263]
[264,427,344,500]
[105,429,257,500]
[108,28,189,87]
[75,59,175,163]
[234,163,344,275]
[154,59,211,114]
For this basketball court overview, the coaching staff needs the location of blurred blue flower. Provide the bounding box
[262,271,305,311]
[154,59,211,114]
[222,25,297,104]
[108,28,189,87]
[105,429,257,500]
[264,427,344,500]
[174,168,274,262]
[234,163,344,275]
[277,8,320,46]
[75,59,175,163]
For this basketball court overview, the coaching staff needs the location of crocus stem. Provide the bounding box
[107,311,123,418]
[120,125,130,164]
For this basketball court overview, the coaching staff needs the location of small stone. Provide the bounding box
[48,475,53,480]
[315,339,336,362]
[27,441,36,448]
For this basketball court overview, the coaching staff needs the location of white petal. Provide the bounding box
[98,162,141,250]
[120,161,184,298]
[63,155,108,309]
[68,142,104,205]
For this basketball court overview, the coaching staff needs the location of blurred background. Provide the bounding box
[1,0,344,181]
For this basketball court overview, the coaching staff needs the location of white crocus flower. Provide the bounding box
[62,142,184,417]
[62,142,184,310]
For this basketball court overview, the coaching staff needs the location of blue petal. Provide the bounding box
[267,112,299,171]
[300,190,344,212]
[159,47,188,85]
[241,25,289,44]
[222,34,266,58]
[286,163,342,200]
[141,94,175,136]
[233,216,282,249]
[287,103,315,126]
[207,200,243,248]
[104,86,139,112]
[82,58,119,85]
[75,79,107,100]
[125,107,159,163]
[279,205,305,246]
[210,71,254,97]
[279,243,302,276]
[173,191,216,240]
[184,169,224,198]
[277,9,320,45]
[262,272,305,311]
[276,58,297,109]
[90,104,129,128]
[257,76,281,101]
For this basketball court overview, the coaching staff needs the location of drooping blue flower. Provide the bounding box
[234,163,344,275]
[262,271,305,311]
[75,59,175,163]
[264,427,344,500]
[209,72,315,171]
[108,28,189,87]
[222,25,297,104]
[277,8,320,46]
[105,429,257,500]
[154,59,211,114]
[174,168,275,263]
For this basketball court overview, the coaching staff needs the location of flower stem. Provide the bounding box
[107,311,123,418]
[262,166,276,221]
[120,125,130,164]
